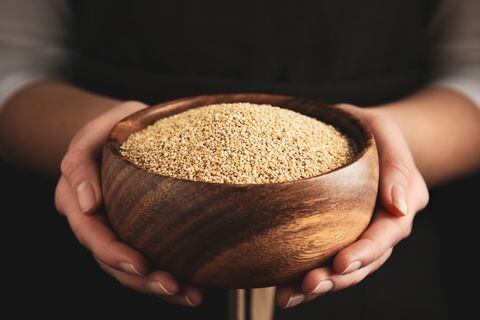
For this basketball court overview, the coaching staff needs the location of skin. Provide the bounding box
[0,81,479,308]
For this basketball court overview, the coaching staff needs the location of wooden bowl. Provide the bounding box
[101,93,379,288]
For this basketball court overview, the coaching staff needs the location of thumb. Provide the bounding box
[366,113,420,216]
[336,104,426,217]
[60,101,147,213]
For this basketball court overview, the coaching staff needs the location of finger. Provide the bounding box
[95,258,179,296]
[332,209,411,275]
[368,115,419,216]
[276,284,306,309]
[57,176,149,276]
[336,104,427,217]
[55,175,69,216]
[160,285,203,307]
[277,218,396,308]
[407,170,430,212]
[277,272,333,308]
[60,101,147,213]
[304,248,392,296]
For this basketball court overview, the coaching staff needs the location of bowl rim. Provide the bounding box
[105,93,376,187]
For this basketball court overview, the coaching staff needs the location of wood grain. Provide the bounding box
[102,93,379,288]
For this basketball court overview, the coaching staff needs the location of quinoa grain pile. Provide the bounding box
[120,103,356,184]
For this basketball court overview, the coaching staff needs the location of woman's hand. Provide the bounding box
[54,101,203,307]
[276,104,429,308]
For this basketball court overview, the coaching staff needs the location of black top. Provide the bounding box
[69,0,440,106]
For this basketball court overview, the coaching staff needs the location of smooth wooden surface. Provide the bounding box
[102,93,379,288]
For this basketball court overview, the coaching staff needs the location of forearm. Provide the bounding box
[0,81,120,176]
[377,87,480,186]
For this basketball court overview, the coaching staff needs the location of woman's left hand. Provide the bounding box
[276,104,429,308]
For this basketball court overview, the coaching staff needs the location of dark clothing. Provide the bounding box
[69,0,439,106]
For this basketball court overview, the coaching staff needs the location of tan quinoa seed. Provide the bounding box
[119,103,356,184]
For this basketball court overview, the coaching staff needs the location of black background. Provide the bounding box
[2,157,476,319]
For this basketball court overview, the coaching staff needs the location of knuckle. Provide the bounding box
[387,219,409,243]
[394,218,413,240]
[70,221,88,247]
[54,198,65,216]
[384,158,412,183]
[60,149,84,177]
[69,220,81,237]
[54,183,65,215]
[418,183,430,210]
[385,248,394,260]
[401,224,413,239]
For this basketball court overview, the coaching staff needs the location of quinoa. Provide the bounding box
[119,103,356,184]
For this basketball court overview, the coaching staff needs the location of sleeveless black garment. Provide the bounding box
[67,1,444,319]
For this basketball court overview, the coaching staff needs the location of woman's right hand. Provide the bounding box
[54,101,203,307]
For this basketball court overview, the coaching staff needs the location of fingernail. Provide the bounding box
[392,185,408,215]
[311,280,334,294]
[284,293,305,308]
[185,295,197,307]
[148,281,174,295]
[76,181,96,213]
[119,262,144,276]
[341,260,362,275]
[183,287,202,307]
